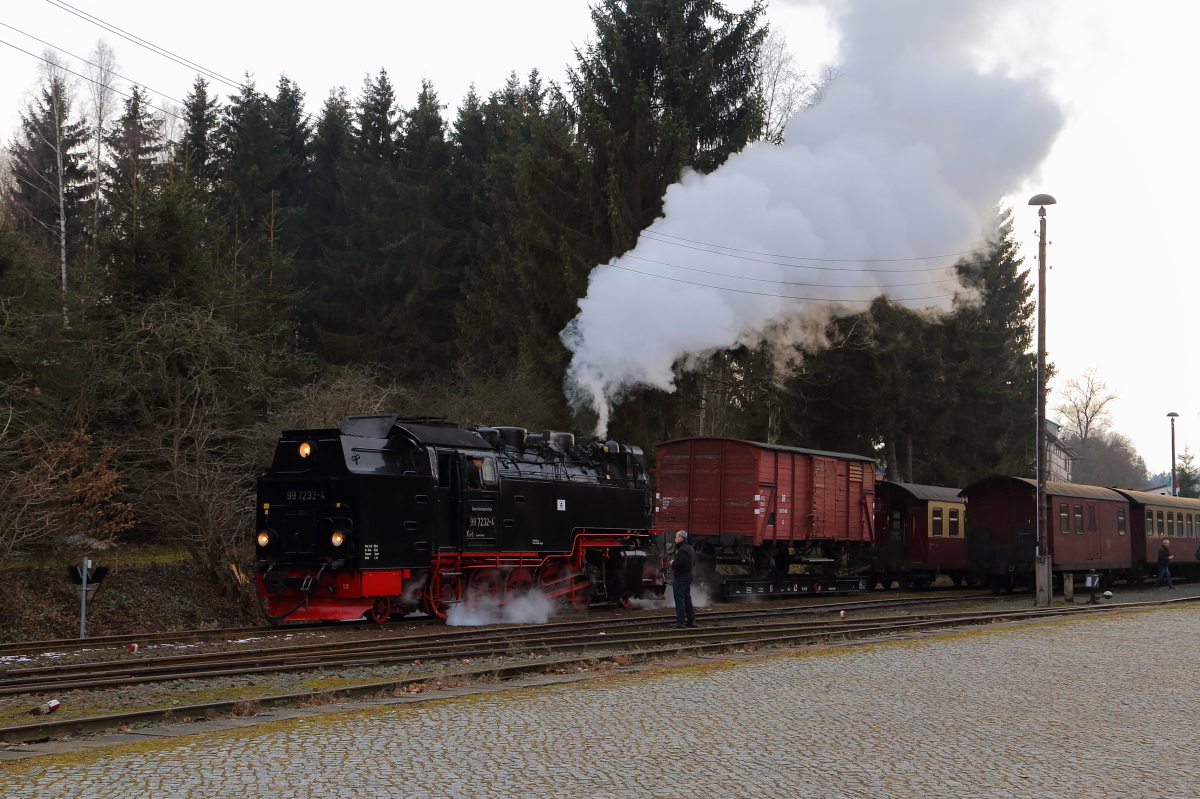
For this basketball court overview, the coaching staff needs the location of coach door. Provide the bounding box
[1086,502,1101,560]
[887,501,907,564]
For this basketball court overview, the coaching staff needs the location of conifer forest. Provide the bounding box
[0,1,1039,587]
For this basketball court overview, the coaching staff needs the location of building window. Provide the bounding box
[1060,503,1069,533]
[932,506,943,537]
[1074,505,1084,534]
[1117,508,1126,535]
[949,508,960,537]
[1157,510,1165,536]
[1167,511,1175,537]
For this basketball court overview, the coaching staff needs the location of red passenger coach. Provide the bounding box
[1110,489,1200,582]
[654,437,876,598]
[872,482,970,589]
[963,476,1134,592]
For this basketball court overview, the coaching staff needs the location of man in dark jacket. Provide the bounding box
[1156,539,1175,589]
[670,530,697,628]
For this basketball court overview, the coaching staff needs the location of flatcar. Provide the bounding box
[962,476,1135,592]
[872,481,970,589]
[1110,489,1200,582]
[254,414,655,622]
[654,437,875,598]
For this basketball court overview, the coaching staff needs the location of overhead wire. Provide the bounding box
[0,21,187,109]
[641,229,991,265]
[43,0,242,92]
[41,0,325,130]
[624,254,964,289]
[603,263,979,304]
[0,37,182,121]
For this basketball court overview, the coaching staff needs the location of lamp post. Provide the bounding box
[1029,193,1056,608]
[1168,412,1179,496]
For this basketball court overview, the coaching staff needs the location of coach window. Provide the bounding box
[1167,511,1175,537]
[1189,513,1194,537]
[1157,510,1165,536]
[891,510,902,532]
[1146,509,1154,535]
[1088,505,1096,532]
[932,506,944,536]
[1074,505,1084,534]
[1117,508,1126,535]
[949,508,960,537]
[1060,503,1069,533]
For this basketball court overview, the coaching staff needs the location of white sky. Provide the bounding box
[0,1,1194,475]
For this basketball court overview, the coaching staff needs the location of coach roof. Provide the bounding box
[882,482,964,503]
[659,436,877,464]
[1108,489,1200,509]
[961,475,1126,502]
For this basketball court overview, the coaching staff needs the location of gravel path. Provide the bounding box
[2,598,1198,797]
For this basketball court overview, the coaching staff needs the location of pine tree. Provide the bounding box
[178,76,220,189]
[213,78,287,249]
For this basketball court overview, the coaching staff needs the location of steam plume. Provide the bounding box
[562,0,1063,434]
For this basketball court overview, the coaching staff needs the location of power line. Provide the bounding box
[42,0,322,130]
[625,254,963,289]
[43,0,242,92]
[0,37,182,121]
[641,229,991,268]
[0,21,186,109]
[603,263,979,304]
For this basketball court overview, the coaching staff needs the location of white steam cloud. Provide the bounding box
[562,0,1064,434]
[445,589,556,626]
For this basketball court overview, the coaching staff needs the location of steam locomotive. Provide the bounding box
[254,414,655,622]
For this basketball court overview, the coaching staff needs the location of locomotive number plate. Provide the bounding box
[286,490,326,502]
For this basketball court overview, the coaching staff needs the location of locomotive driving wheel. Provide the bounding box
[367,596,390,624]
[467,568,503,604]
[505,567,534,597]
[424,570,462,620]
[537,563,590,611]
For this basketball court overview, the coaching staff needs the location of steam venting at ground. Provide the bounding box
[563,0,1063,435]
[445,589,556,626]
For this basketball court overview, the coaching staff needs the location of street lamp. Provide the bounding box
[1029,192,1056,608]
[1168,412,1179,496]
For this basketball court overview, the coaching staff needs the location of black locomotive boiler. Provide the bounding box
[254,414,655,622]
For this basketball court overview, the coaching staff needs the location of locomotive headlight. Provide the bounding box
[331,531,345,547]
[257,531,270,547]
[298,441,313,458]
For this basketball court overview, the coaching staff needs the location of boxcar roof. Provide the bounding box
[1109,488,1200,509]
[961,475,1125,501]
[658,436,877,464]
[881,482,964,503]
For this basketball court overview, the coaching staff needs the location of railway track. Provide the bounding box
[2,592,1193,745]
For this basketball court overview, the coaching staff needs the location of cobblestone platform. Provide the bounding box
[2,605,1198,798]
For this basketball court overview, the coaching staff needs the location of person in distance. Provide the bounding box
[671,530,697,629]
[1156,539,1175,589]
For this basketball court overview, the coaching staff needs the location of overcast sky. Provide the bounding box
[0,1,1194,476]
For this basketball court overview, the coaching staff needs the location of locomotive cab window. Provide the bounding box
[1074,505,1083,534]
[931,506,943,537]
[465,456,499,490]
[1060,504,1069,533]
[1117,508,1126,535]
[948,508,960,537]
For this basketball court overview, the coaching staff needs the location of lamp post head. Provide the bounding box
[1028,193,1057,206]
[1168,412,1179,418]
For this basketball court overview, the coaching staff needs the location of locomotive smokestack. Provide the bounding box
[562,0,1064,435]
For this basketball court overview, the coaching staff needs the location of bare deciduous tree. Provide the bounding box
[85,40,119,232]
[757,29,813,144]
[1054,368,1117,442]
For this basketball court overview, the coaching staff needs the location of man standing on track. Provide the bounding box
[671,530,697,629]
[1156,539,1175,589]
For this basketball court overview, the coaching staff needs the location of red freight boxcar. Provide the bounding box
[654,437,876,597]
[962,476,1134,592]
[872,482,970,589]
[1110,489,1200,582]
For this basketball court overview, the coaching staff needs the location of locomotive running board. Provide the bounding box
[719,577,869,599]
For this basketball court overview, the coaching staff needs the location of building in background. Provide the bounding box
[1045,420,1076,483]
